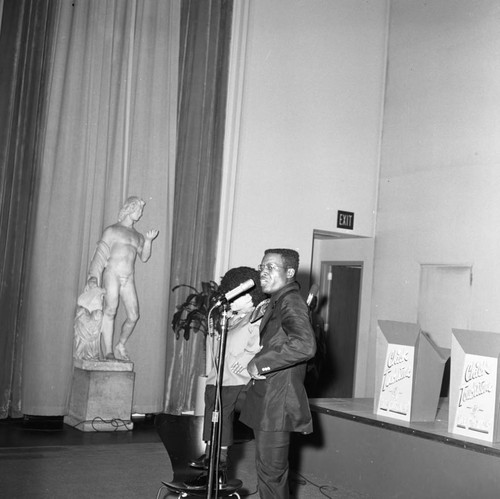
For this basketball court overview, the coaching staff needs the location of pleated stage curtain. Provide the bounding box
[163,0,233,414]
[1,0,230,419]
[0,0,59,419]
[5,0,180,417]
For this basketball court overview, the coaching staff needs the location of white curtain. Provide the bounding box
[17,0,179,415]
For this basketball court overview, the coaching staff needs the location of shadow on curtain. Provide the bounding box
[164,0,233,414]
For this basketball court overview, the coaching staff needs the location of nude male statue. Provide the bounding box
[86,196,159,361]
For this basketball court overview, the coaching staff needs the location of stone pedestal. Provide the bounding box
[64,358,135,432]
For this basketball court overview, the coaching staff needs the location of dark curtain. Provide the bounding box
[164,0,233,414]
[0,0,57,418]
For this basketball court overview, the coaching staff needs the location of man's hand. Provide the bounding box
[247,360,266,380]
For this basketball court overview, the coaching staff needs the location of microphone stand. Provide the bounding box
[206,303,230,499]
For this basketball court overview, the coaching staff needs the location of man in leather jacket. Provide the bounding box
[239,248,316,498]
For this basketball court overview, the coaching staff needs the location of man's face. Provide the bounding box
[259,253,289,295]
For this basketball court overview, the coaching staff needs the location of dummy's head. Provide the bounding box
[219,266,267,306]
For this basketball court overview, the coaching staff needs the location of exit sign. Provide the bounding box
[337,210,354,230]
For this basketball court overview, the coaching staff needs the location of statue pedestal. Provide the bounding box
[64,358,135,432]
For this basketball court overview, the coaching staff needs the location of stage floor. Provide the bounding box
[309,397,500,457]
[294,398,500,499]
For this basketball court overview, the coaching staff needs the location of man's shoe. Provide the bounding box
[188,452,228,471]
[188,453,208,470]
[183,470,228,490]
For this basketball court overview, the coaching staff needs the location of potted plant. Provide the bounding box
[171,280,220,341]
[171,280,221,415]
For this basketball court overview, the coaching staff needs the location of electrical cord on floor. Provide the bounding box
[73,417,133,432]
[290,470,338,498]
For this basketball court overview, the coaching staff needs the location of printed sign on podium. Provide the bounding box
[449,329,500,442]
[374,320,449,422]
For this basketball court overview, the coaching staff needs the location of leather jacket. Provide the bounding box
[240,281,316,433]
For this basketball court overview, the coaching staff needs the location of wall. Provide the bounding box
[219,0,389,279]
[220,0,500,399]
[369,0,500,395]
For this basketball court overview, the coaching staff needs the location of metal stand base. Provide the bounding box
[161,479,242,498]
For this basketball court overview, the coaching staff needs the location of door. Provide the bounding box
[314,263,362,398]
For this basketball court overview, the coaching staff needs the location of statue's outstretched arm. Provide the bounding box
[140,229,159,263]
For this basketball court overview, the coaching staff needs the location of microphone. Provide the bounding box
[214,279,255,307]
[306,284,319,308]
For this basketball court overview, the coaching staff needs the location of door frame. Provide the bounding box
[319,261,363,396]
[310,231,375,397]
